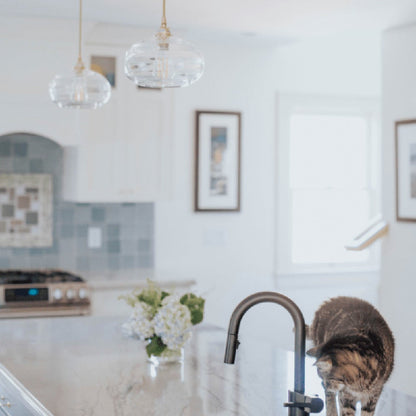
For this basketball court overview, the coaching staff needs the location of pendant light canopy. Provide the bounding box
[125,0,204,88]
[49,0,111,109]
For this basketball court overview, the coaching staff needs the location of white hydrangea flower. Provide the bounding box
[125,301,154,340]
[153,295,192,350]
[121,321,135,338]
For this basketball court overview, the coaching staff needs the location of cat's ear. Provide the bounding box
[306,345,321,357]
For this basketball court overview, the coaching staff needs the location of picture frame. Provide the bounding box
[395,119,416,221]
[91,55,116,87]
[195,111,241,212]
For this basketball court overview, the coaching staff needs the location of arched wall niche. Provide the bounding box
[0,131,63,199]
[0,131,63,149]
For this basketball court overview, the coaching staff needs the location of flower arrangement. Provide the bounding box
[121,280,205,358]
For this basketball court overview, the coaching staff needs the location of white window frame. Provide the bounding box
[275,93,381,275]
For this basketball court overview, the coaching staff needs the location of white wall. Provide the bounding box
[0,17,155,144]
[154,39,278,328]
[0,16,278,329]
[155,31,382,330]
[0,17,81,144]
[380,24,416,396]
[273,32,381,96]
[271,31,382,327]
[0,16,385,343]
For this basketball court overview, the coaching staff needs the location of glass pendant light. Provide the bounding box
[49,0,111,109]
[125,0,204,88]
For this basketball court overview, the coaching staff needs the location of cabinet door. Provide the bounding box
[63,45,172,202]
[63,142,118,202]
[121,87,173,201]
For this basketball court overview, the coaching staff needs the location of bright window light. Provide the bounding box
[289,113,374,265]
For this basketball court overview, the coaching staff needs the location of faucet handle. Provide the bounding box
[284,391,324,414]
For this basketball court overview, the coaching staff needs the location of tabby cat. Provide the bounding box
[307,296,394,416]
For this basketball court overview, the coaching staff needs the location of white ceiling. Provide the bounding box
[1,0,416,40]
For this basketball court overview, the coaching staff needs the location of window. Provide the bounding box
[276,95,380,274]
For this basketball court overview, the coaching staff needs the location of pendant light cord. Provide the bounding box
[74,0,85,73]
[161,0,167,28]
[78,0,83,60]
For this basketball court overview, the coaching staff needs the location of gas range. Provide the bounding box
[0,270,91,318]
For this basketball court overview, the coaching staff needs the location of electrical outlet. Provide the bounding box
[88,227,102,249]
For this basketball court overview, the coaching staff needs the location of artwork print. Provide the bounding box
[0,174,53,247]
[195,111,241,212]
[411,143,416,199]
[210,127,228,196]
[395,120,416,221]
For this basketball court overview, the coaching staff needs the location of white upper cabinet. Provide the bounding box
[62,44,173,202]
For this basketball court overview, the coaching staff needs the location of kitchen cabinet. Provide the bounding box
[62,45,173,202]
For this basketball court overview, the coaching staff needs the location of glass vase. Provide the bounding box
[147,347,184,366]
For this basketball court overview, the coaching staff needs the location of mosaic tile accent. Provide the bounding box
[17,196,30,209]
[26,211,39,225]
[0,174,53,247]
[1,205,14,218]
[0,133,154,272]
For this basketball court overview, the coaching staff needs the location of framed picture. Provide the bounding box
[396,119,416,221]
[91,55,116,87]
[195,111,241,212]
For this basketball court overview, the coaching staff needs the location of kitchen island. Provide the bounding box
[0,316,414,415]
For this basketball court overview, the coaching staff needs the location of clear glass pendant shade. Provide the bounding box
[49,69,111,109]
[49,0,111,109]
[125,34,204,88]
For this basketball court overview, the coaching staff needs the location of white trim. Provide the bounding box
[275,270,379,290]
[275,93,381,275]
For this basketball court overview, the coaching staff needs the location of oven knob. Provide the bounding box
[78,288,88,299]
[53,288,63,301]
[66,289,75,300]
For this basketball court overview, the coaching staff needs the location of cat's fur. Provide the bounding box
[307,297,394,416]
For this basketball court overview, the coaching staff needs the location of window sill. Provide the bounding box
[274,269,380,290]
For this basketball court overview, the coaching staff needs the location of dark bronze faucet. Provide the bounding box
[224,291,324,415]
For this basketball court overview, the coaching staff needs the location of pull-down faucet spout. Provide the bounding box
[224,291,323,416]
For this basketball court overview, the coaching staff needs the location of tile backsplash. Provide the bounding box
[0,133,154,272]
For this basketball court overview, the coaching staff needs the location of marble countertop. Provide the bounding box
[80,269,196,291]
[0,316,414,416]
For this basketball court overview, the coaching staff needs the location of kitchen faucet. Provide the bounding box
[224,291,324,415]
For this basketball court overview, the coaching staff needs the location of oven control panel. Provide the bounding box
[0,270,91,317]
[0,283,90,306]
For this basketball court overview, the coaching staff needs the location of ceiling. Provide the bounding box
[1,0,416,40]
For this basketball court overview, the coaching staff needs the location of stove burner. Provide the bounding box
[0,270,84,285]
